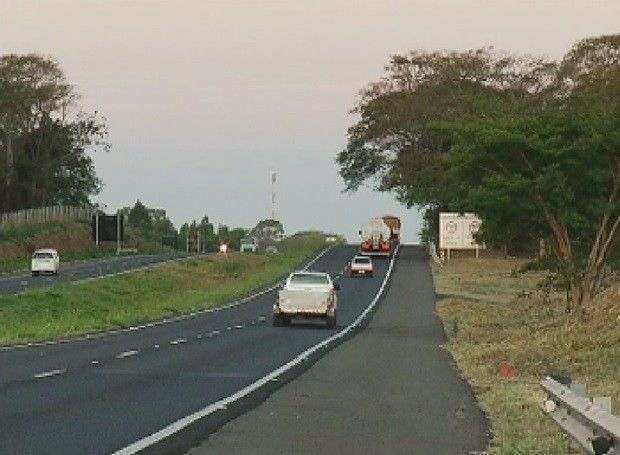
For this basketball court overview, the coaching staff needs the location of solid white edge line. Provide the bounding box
[1,247,332,352]
[112,245,399,455]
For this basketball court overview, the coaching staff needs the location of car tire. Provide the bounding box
[273,314,284,327]
[326,311,337,329]
[32,271,39,277]
[282,315,291,326]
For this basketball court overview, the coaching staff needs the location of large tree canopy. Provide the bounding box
[0,54,108,211]
[338,34,620,310]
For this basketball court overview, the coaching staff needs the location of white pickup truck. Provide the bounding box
[273,271,340,328]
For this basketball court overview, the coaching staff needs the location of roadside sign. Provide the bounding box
[439,213,484,250]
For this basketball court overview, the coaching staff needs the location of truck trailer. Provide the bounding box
[359,216,401,257]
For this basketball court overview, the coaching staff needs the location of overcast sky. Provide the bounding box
[1,1,618,242]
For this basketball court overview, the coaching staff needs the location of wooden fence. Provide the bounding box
[0,205,92,228]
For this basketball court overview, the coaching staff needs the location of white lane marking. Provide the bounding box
[91,360,99,365]
[170,338,187,345]
[196,334,202,339]
[211,330,221,336]
[154,344,160,349]
[2,248,332,352]
[258,316,266,322]
[116,350,139,359]
[234,325,244,329]
[112,245,399,455]
[33,368,66,379]
[226,327,232,331]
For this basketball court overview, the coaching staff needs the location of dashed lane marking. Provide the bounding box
[170,338,187,345]
[33,369,65,379]
[116,350,139,359]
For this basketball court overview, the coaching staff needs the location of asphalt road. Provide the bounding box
[0,244,388,454]
[188,245,489,454]
[0,254,187,295]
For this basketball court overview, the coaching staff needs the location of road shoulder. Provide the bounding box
[188,246,488,454]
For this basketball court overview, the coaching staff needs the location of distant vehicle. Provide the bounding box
[31,249,60,276]
[359,216,401,257]
[274,271,340,328]
[350,255,373,277]
[240,237,258,253]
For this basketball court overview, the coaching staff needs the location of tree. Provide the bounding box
[198,216,218,252]
[338,34,620,311]
[0,54,107,211]
[127,200,152,232]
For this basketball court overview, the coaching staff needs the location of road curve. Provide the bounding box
[0,244,390,454]
[188,245,489,454]
[0,254,189,296]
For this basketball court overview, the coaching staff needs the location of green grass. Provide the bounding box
[0,232,328,345]
[0,220,120,274]
[433,257,620,454]
[0,219,179,274]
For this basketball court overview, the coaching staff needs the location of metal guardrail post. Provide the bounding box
[541,376,619,454]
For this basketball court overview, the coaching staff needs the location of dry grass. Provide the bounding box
[433,257,620,454]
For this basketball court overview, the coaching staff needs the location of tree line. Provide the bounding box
[0,54,108,212]
[125,200,282,253]
[337,34,620,312]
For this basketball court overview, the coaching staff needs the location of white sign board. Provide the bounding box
[439,213,484,250]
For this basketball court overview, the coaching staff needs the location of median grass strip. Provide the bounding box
[433,257,620,455]
[0,232,327,345]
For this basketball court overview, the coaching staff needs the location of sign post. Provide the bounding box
[116,210,121,254]
[95,212,100,247]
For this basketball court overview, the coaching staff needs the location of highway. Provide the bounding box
[0,244,390,454]
[189,245,488,454]
[0,254,188,296]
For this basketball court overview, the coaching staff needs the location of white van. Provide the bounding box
[31,249,60,276]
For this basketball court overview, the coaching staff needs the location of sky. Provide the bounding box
[0,1,618,243]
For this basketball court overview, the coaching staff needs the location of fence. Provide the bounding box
[541,376,619,454]
[0,205,92,228]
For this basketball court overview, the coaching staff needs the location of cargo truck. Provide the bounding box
[359,216,401,257]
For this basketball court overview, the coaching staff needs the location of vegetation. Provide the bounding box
[0,54,108,211]
[0,219,116,273]
[0,232,326,345]
[433,258,619,454]
[337,34,620,311]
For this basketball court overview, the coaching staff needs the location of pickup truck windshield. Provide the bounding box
[354,257,371,264]
[33,252,54,259]
[289,274,329,285]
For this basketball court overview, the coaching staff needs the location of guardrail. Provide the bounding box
[541,376,619,454]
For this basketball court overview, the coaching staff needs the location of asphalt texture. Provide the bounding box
[0,244,391,455]
[188,245,489,455]
[0,254,188,295]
